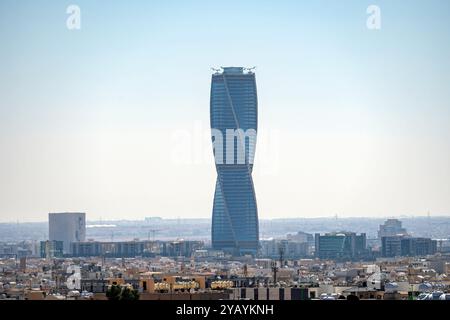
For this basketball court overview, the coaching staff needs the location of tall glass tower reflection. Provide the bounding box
[210,67,259,256]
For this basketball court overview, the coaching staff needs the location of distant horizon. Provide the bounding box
[1,214,450,224]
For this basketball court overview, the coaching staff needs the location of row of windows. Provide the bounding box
[211,73,258,252]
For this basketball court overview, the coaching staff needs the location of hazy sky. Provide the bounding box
[1,0,449,222]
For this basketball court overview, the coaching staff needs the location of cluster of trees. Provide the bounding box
[106,284,140,301]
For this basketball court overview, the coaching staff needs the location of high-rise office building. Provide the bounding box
[314,232,367,260]
[260,239,310,259]
[381,236,437,257]
[40,240,64,258]
[49,212,86,254]
[378,219,408,239]
[210,67,259,255]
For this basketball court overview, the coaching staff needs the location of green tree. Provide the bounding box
[120,286,140,301]
[106,284,122,300]
[106,284,140,301]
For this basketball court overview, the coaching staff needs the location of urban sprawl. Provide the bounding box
[1,213,449,301]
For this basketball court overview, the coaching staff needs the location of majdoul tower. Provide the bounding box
[210,67,259,256]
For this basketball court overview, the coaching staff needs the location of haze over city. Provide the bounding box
[1,0,450,222]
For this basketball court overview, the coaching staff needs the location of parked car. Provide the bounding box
[417,293,428,300]
[420,291,444,300]
[439,293,450,300]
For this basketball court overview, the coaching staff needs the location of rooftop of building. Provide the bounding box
[48,212,86,216]
[212,66,256,75]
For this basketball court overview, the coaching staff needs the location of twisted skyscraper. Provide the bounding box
[210,67,259,256]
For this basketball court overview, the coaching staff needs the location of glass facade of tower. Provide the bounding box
[210,67,259,256]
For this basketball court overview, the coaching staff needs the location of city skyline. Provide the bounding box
[1,0,450,222]
[2,216,450,243]
[2,1,450,309]
[3,213,450,224]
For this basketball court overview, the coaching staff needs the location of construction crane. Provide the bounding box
[279,246,285,268]
[243,264,248,277]
[147,229,162,241]
[271,260,278,286]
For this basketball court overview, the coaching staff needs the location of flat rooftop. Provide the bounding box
[222,67,244,74]
[212,66,255,75]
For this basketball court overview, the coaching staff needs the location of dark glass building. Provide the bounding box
[210,67,259,255]
[314,232,367,260]
[381,236,437,257]
[40,240,64,258]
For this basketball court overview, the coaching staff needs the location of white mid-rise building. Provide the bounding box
[49,212,86,254]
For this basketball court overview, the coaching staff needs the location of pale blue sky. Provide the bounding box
[0,0,449,221]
